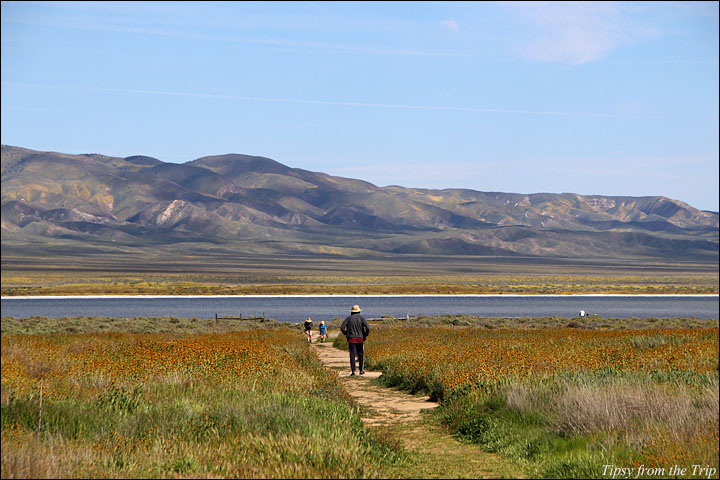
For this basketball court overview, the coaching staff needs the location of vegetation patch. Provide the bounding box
[1,329,404,478]
[2,267,718,296]
[362,325,719,478]
[0,315,301,336]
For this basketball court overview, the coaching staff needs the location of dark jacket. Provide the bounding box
[340,313,370,339]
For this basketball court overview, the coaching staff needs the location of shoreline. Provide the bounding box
[3,293,719,300]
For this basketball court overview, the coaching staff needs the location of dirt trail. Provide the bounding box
[310,331,521,479]
[311,333,435,426]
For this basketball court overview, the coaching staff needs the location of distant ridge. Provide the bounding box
[1,145,717,261]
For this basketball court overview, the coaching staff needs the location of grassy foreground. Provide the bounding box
[351,325,719,479]
[1,329,403,478]
[3,316,719,478]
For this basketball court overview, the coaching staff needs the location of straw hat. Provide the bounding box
[350,304,361,313]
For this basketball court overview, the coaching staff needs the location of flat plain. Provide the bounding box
[1,252,717,295]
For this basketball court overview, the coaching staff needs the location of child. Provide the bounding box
[319,321,327,343]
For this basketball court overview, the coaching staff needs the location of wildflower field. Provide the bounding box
[3,316,718,479]
[1,329,401,478]
[353,326,720,478]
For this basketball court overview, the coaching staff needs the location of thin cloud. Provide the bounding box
[441,19,460,32]
[504,2,660,65]
[1,82,634,119]
[1,18,469,58]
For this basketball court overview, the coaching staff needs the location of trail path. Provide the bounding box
[311,332,434,426]
[310,331,521,479]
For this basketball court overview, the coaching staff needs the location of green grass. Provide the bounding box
[3,386,403,478]
[4,316,718,478]
[439,390,634,478]
[375,415,524,479]
[359,325,719,479]
[436,379,719,479]
[1,330,405,478]
[0,315,301,335]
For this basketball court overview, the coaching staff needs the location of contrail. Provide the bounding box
[93,86,624,118]
[3,82,630,118]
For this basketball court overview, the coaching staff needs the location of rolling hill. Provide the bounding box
[1,145,717,261]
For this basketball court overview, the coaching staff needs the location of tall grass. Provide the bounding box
[1,330,403,478]
[439,379,719,478]
[362,326,719,478]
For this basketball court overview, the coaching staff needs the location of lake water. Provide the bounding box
[1,295,718,323]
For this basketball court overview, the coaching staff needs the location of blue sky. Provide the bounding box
[2,1,718,211]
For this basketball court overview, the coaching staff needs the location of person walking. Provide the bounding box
[319,321,327,343]
[340,304,370,376]
[304,317,313,343]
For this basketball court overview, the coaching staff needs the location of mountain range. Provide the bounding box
[1,145,718,261]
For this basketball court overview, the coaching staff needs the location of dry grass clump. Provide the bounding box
[1,431,98,479]
[504,381,718,444]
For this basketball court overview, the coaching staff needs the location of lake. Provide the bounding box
[1,295,718,323]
